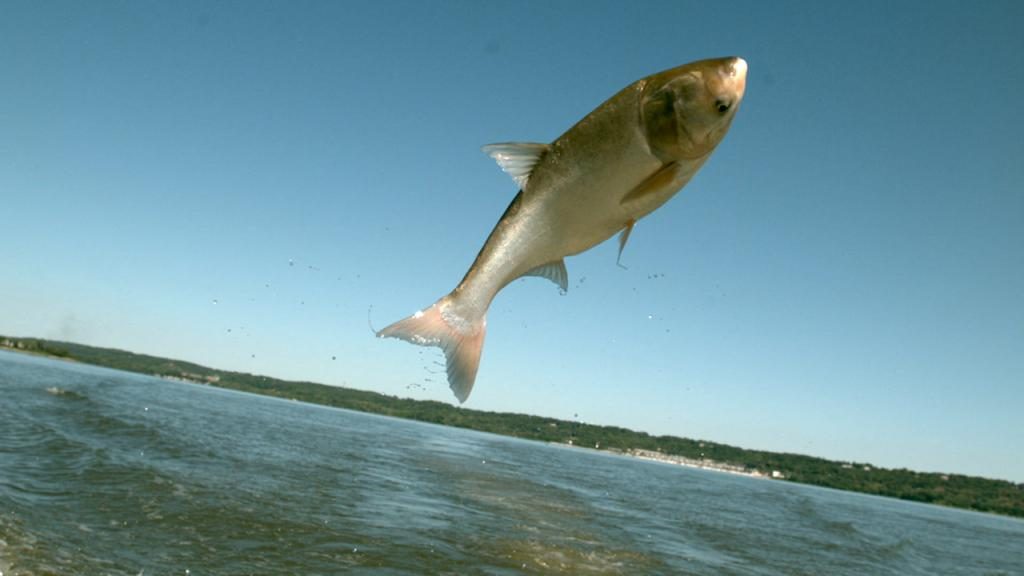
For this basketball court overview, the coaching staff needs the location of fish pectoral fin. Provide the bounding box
[482,142,550,190]
[522,259,569,292]
[620,162,682,205]
[617,220,635,269]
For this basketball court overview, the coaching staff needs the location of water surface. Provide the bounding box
[1,351,1021,575]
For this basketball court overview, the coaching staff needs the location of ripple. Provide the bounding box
[44,386,87,400]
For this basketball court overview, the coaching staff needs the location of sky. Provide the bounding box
[2,0,1022,482]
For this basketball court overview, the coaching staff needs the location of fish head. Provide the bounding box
[641,56,747,161]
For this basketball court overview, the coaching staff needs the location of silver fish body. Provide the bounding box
[379,57,748,402]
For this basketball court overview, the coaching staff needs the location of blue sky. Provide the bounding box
[2,1,1022,482]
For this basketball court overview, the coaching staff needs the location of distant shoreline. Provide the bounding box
[2,336,1022,519]
[549,439,781,480]
[620,448,784,479]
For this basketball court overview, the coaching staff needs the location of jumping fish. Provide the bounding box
[378,57,748,403]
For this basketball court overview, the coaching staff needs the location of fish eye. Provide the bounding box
[715,99,731,114]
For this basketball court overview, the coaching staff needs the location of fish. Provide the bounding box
[378,56,748,403]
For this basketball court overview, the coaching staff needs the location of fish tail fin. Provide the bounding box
[377,295,486,403]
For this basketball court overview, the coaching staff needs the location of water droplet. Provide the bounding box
[647,314,653,320]
[288,259,294,267]
[212,299,219,305]
[331,356,336,361]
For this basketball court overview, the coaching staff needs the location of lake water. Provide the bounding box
[1,350,1021,575]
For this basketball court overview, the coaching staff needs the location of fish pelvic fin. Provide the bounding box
[617,220,635,269]
[377,296,486,404]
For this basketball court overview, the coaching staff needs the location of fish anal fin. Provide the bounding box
[522,259,568,292]
[482,142,550,190]
[620,162,683,205]
[617,220,635,268]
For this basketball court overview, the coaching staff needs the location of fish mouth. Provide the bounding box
[728,57,748,98]
[731,57,748,79]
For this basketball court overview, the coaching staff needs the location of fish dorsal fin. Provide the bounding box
[482,142,550,190]
[522,259,568,292]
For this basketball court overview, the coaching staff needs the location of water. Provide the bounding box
[1,351,1021,575]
